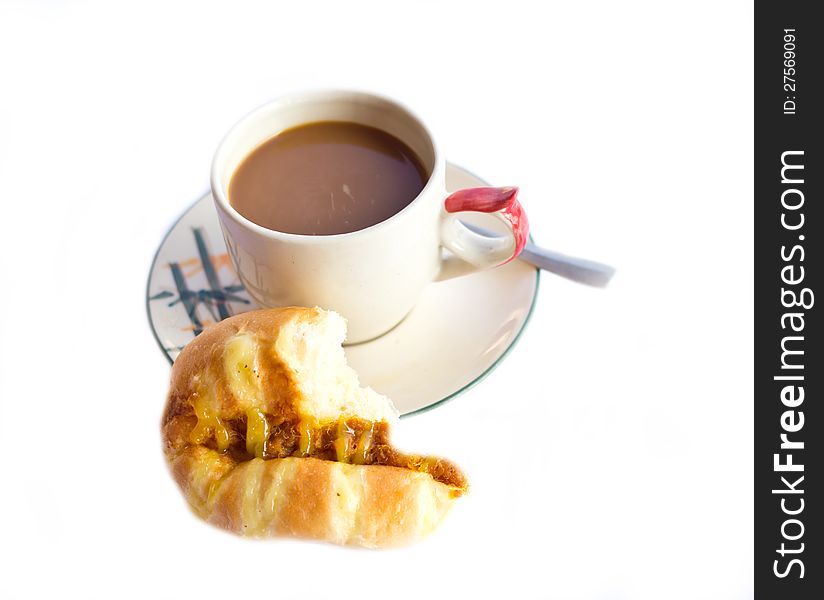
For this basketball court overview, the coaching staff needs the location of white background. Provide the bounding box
[0,1,753,598]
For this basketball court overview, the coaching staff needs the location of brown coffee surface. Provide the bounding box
[228,121,427,235]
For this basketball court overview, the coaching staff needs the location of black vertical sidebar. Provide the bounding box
[755,2,822,598]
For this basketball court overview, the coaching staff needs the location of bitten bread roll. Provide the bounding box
[161,307,467,547]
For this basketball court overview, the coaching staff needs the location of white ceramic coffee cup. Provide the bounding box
[211,90,529,343]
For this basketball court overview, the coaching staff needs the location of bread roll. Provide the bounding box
[161,307,467,547]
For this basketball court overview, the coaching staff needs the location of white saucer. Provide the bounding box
[147,163,539,416]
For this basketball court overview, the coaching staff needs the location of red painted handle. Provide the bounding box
[444,186,529,264]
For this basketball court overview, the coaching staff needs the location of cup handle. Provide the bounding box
[436,186,529,281]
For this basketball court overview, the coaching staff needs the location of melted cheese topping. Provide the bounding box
[298,420,314,456]
[223,332,261,410]
[222,332,269,459]
[189,390,230,451]
[333,420,351,463]
[352,426,373,465]
[190,401,375,465]
[245,408,270,459]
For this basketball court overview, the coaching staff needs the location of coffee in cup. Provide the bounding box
[228,121,428,236]
[212,90,528,343]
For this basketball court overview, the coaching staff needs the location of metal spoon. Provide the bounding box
[461,221,616,288]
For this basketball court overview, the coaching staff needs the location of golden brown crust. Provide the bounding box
[162,307,313,455]
[161,307,466,547]
[170,450,456,547]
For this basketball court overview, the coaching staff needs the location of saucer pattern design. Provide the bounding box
[149,228,250,334]
[149,226,255,358]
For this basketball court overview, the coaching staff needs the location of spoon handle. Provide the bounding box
[460,221,616,288]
